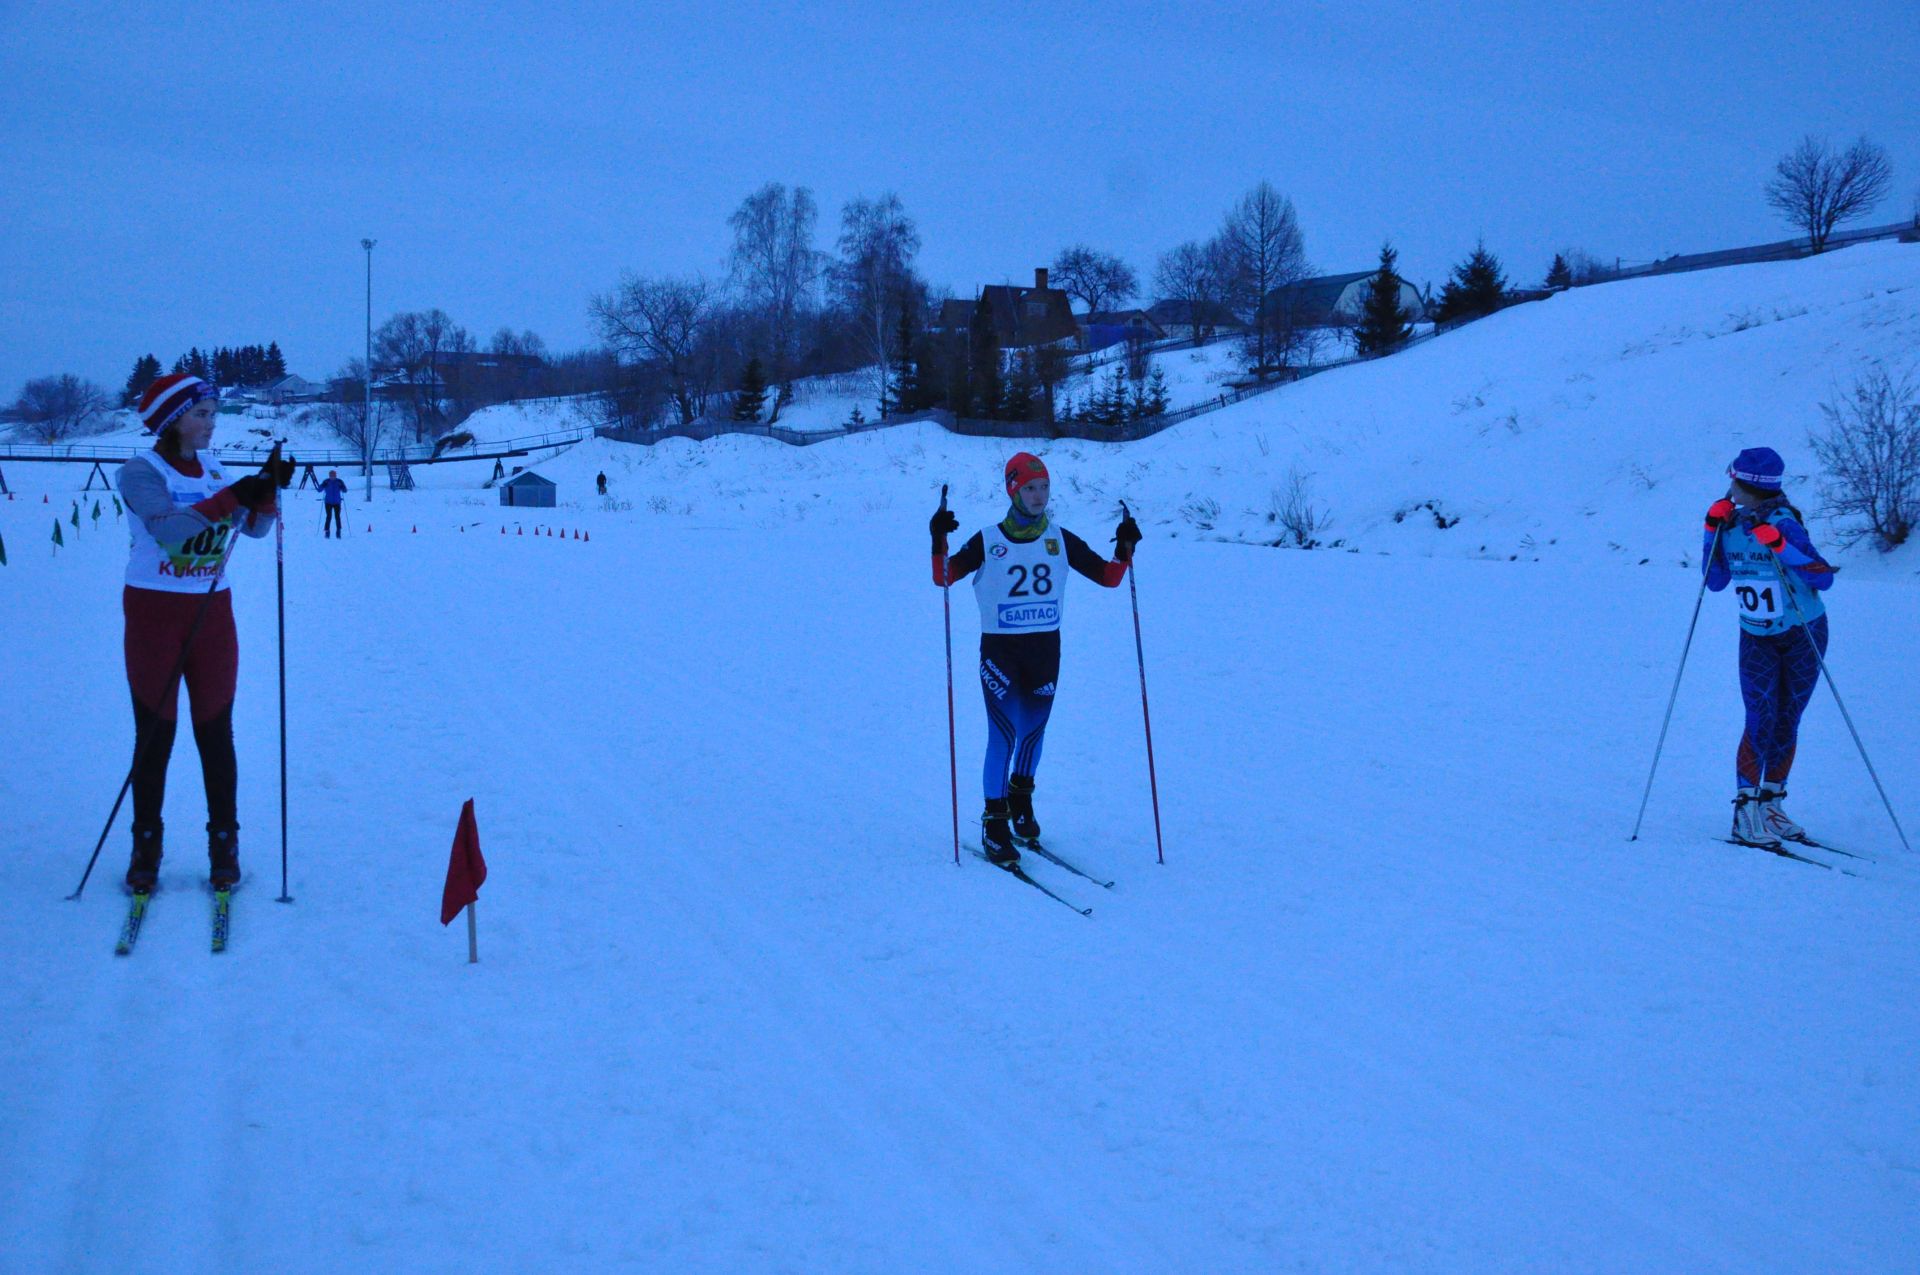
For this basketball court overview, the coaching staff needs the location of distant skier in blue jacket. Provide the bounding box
[319,470,348,538]
[1702,446,1835,848]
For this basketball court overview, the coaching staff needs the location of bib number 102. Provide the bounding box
[1736,584,1780,619]
[1008,563,1053,596]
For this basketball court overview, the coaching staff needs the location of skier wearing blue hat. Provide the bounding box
[1702,447,1835,848]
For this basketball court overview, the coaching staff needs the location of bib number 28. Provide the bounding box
[1735,583,1780,619]
[1007,563,1053,597]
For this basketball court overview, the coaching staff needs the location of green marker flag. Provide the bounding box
[1,528,8,565]
[71,505,80,529]
[92,500,102,524]
[113,495,123,517]
[53,519,64,548]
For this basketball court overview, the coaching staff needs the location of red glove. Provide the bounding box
[1752,523,1784,552]
[1704,498,1735,531]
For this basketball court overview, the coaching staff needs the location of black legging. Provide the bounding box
[324,504,343,535]
[130,696,237,835]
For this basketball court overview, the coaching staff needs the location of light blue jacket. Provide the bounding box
[1703,499,1833,635]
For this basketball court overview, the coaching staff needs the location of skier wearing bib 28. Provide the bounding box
[930,453,1141,866]
[115,374,288,892]
[1702,446,1835,849]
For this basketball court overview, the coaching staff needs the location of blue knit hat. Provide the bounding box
[1728,447,1785,491]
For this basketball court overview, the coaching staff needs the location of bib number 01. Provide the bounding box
[1008,563,1053,597]
[1735,583,1780,620]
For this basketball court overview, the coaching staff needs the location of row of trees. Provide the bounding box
[121,343,290,407]
[591,185,928,429]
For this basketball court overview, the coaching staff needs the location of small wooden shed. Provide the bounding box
[499,471,557,508]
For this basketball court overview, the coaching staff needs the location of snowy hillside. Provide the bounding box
[2,242,1918,1272]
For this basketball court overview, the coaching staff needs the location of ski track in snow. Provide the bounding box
[4,243,1920,1272]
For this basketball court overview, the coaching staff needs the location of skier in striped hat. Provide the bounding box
[115,374,292,892]
[930,453,1141,865]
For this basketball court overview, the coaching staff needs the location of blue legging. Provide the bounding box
[1737,614,1827,786]
[979,634,1058,801]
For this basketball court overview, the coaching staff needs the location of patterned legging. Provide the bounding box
[1736,614,1827,787]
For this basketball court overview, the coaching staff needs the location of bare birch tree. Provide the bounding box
[590,274,721,426]
[1766,135,1893,252]
[1051,244,1139,313]
[832,194,923,416]
[1153,240,1227,344]
[1216,182,1309,375]
[11,374,110,442]
[728,183,824,422]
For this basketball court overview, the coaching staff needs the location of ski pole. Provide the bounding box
[939,484,959,866]
[1629,526,1723,841]
[1766,552,1912,853]
[276,508,293,902]
[69,531,243,899]
[1120,501,1165,864]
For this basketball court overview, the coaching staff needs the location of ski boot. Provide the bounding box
[208,824,241,890]
[1731,787,1782,849]
[982,798,1020,866]
[1758,783,1806,842]
[1007,774,1042,845]
[125,823,163,894]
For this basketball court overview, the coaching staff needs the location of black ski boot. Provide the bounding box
[1008,774,1042,845]
[208,824,241,890]
[982,798,1020,866]
[125,823,163,894]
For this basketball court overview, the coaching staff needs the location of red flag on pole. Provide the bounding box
[440,799,487,925]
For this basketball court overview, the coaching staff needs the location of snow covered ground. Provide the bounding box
[3,243,1918,1272]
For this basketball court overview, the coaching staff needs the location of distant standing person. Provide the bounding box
[116,374,289,892]
[1703,446,1836,849]
[320,468,348,537]
[596,471,608,496]
[930,453,1140,865]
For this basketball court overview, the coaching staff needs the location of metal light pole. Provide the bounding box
[362,238,376,501]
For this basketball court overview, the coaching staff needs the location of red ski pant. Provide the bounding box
[123,585,241,832]
[124,585,238,723]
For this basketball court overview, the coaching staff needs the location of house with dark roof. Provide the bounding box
[1264,271,1428,329]
[935,268,1080,349]
[1145,298,1246,336]
[1080,309,1167,351]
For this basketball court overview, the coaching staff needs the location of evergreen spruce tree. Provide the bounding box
[122,354,162,407]
[1433,240,1509,325]
[966,293,1002,418]
[265,340,287,379]
[731,356,768,422]
[891,311,921,411]
[846,403,866,428]
[1545,253,1573,290]
[1142,365,1171,416]
[1352,243,1413,357]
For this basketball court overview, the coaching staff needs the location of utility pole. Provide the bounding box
[362,238,377,502]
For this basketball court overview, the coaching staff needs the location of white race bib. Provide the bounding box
[1734,581,1782,620]
[972,524,1068,634]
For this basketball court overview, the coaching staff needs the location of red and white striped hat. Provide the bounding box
[138,373,217,434]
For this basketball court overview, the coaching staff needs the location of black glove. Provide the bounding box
[229,474,276,511]
[930,507,960,553]
[259,446,296,489]
[1113,514,1142,562]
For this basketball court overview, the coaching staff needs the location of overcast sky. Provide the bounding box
[3,0,1915,394]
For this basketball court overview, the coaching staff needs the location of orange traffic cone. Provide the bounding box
[583,531,590,542]
[412,525,418,534]
[573,529,580,540]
